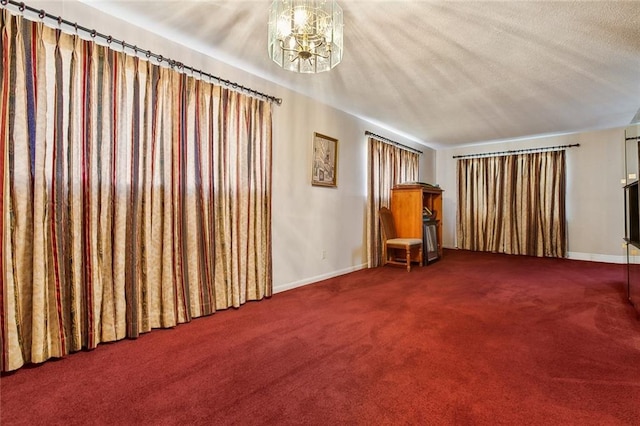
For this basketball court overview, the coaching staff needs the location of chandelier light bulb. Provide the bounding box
[294,8,308,28]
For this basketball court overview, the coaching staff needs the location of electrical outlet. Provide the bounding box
[321,250,326,260]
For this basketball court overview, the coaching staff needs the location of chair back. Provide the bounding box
[379,207,398,240]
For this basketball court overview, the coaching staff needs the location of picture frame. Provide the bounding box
[311,132,338,187]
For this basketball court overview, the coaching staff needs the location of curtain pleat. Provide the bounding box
[366,138,419,267]
[457,151,566,257]
[0,10,272,372]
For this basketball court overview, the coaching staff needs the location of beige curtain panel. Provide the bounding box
[456,150,566,257]
[0,10,272,372]
[366,138,419,267]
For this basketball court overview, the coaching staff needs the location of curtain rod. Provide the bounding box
[0,0,283,105]
[452,143,579,159]
[365,131,422,155]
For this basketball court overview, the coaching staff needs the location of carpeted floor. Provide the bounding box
[2,249,640,425]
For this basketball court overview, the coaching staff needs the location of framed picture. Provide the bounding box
[311,132,338,187]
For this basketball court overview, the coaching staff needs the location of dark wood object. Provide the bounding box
[624,125,640,316]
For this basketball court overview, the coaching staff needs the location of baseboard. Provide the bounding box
[274,263,368,294]
[274,254,624,294]
[566,252,626,264]
[444,246,627,264]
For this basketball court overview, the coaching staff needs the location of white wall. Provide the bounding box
[28,1,436,292]
[271,95,435,292]
[436,127,627,263]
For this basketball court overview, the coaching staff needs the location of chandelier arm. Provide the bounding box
[278,39,330,60]
[311,50,330,59]
[293,35,308,54]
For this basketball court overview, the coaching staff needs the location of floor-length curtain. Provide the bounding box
[0,10,272,372]
[366,138,419,267]
[457,150,566,257]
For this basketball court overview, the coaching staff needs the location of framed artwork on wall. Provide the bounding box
[311,132,338,187]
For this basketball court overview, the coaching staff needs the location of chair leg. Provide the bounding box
[406,246,411,272]
[418,245,423,267]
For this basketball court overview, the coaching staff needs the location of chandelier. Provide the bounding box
[268,0,344,73]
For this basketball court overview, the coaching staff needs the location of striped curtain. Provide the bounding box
[456,151,566,257]
[366,138,419,267]
[0,10,272,372]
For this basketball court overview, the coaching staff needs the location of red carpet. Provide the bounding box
[2,249,639,425]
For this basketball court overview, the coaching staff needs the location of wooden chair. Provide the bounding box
[379,207,423,272]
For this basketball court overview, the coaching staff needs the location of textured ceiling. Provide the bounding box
[82,0,640,148]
